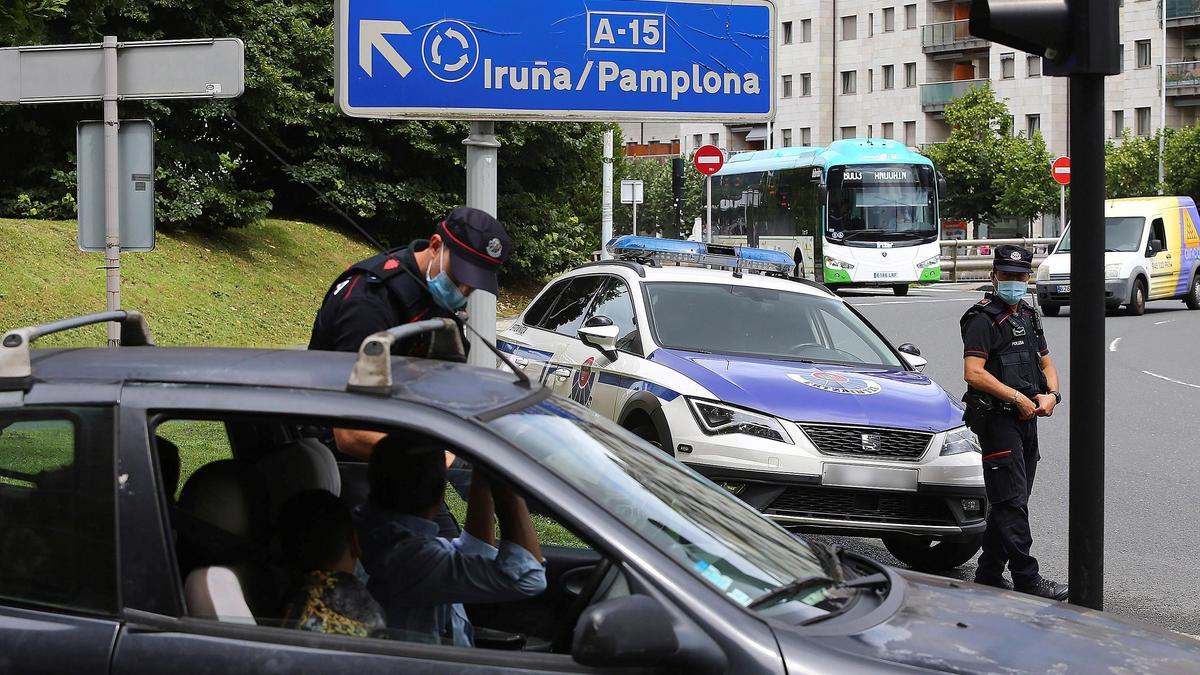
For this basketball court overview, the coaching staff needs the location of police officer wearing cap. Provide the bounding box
[309,207,512,459]
[960,244,1067,600]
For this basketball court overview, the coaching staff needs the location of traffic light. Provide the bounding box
[969,0,1119,76]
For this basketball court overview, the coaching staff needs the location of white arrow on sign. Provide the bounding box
[360,19,412,78]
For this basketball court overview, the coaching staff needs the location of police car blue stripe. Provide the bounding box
[497,341,554,361]
[597,373,681,402]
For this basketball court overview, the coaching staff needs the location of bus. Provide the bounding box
[709,138,944,295]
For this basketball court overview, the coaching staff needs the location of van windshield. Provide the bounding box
[1057,217,1145,253]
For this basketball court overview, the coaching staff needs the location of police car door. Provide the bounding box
[572,275,645,420]
[498,279,569,384]
[532,275,608,405]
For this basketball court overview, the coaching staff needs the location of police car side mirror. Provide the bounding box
[578,316,619,360]
[897,343,927,372]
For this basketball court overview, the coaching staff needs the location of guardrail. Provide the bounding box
[920,20,989,51]
[919,78,990,110]
[1167,0,1200,21]
[1165,61,1200,90]
[940,237,1058,281]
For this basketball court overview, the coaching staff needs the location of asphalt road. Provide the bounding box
[814,282,1200,635]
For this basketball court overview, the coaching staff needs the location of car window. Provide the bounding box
[646,281,903,368]
[583,277,642,354]
[540,276,606,337]
[156,420,233,501]
[522,280,568,328]
[0,409,116,615]
[1151,218,1167,250]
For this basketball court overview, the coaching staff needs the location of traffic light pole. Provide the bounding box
[1068,73,1105,611]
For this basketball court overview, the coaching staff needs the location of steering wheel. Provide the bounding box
[787,342,825,355]
[552,557,614,653]
[788,342,860,361]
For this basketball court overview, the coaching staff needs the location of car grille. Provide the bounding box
[1048,274,1070,281]
[799,424,932,461]
[768,486,956,526]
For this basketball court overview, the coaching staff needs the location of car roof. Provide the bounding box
[28,347,537,417]
[566,262,836,298]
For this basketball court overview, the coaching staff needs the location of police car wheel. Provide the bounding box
[882,534,983,572]
[627,422,669,455]
[1126,279,1147,316]
[1185,274,1200,310]
[1041,303,1061,317]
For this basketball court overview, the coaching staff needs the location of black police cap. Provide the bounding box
[436,207,512,296]
[993,244,1034,274]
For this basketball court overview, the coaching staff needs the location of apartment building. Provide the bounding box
[622,0,1200,162]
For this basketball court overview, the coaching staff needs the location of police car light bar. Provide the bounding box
[605,236,795,276]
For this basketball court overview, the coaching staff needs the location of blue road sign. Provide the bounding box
[334,0,774,121]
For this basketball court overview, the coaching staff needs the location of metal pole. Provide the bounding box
[602,128,614,259]
[1068,73,1106,611]
[632,200,638,237]
[463,121,501,368]
[1060,184,1066,236]
[102,35,121,347]
[706,176,712,243]
[1158,0,1166,194]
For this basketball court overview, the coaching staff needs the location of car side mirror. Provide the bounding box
[1149,239,1164,255]
[937,172,948,197]
[818,183,828,203]
[572,595,725,673]
[897,343,927,372]
[578,316,619,360]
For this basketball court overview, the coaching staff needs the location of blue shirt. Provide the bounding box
[356,506,547,646]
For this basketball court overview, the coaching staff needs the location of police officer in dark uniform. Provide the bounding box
[960,244,1067,600]
[309,207,512,459]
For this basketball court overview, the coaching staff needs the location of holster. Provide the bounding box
[962,392,995,433]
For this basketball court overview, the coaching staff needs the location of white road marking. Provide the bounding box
[1143,370,1200,390]
[849,297,975,306]
[1109,337,1122,352]
[1155,319,1175,325]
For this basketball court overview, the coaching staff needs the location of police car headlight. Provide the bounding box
[824,256,855,270]
[1105,263,1121,280]
[917,255,940,269]
[687,399,793,444]
[1036,264,1050,282]
[941,426,982,456]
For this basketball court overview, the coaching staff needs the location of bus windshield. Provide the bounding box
[1057,217,1146,253]
[826,164,937,246]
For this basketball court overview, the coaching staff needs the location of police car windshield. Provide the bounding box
[645,282,905,368]
[490,399,835,616]
[1057,216,1145,253]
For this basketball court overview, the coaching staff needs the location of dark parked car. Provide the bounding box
[0,311,1197,674]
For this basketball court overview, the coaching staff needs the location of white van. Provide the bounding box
[1035,196,1200,316]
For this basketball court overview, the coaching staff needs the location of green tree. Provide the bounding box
[1105,129,1163,198]
[0,0,66,43]
[923,84,1011,231]
[996,131,1058,235]
[1163,124,1200,201]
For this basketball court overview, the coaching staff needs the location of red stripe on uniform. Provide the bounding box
[982,450,1012,460]
[439,221,501,266]
[342,275,362,299]
[406,307,431,323]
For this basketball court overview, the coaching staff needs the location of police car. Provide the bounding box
[499,237,985,571]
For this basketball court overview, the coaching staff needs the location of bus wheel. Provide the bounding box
[892,284,910,297]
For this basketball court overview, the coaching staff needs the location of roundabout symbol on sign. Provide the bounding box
[422,19,480,83]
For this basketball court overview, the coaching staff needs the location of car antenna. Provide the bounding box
[453,312,531,389]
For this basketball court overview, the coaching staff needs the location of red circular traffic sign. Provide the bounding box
[693,144,725,176]
[1052,156,1071,186]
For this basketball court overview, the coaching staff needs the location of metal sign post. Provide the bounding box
[620,179,644,236]
[1052,155,1071,236]
[693,145,725,244]
[602,129,614,258]
[463,122,501,367]
[0,37,244,345]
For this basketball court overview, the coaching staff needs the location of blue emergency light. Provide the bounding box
[605,236,796,276]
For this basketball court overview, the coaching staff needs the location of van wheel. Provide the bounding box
[1126,278,1147,316]
[1041,303,1061,317]
[882,534,983,572]
[1185,274,1200,310]
[893,284,910,297]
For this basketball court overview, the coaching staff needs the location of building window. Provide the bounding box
[693,133,703,149]
[841,70,857,94]
[782,74,793,98]
[1001,53,1015,79]
[904,62,917,88]
[801,72,812,96]
[883,64,895,89]
[1136,106,1151,136]
[904,120,917,146]
[1118,43,1125,73]
[841,15,857,40]
[782,128,792,147]
[883,7,896,32]
[882,122,894,139]
[800,127,812,146]
[782,21,793,45]
[868,68,874,92]
[1112,110,1125,138]
[710,132,720,146]
[1007,115,1016,136]
[1026,114,1041,137]
[1028,55,1041,77]
[1136,40,1151,68]
[905,4,917,29]
[869,12,875,37]
[841,126,857,140]
[801,19,812,43]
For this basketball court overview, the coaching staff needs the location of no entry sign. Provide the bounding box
[693,144,725,176]
[1052,156,1071,185]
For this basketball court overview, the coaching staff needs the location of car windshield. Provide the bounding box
[489,398,835,616]
[1057,216,1145,253]
[644,282,905,368]
[826,164,938,244]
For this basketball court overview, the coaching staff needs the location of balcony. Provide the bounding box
[1165,61,1200,97]
[921,20,990,56]
[919,78,990,113]
[1167,0,1200,26]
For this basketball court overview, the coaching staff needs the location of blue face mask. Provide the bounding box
[427,250,468,311]
[995,280,1026,305]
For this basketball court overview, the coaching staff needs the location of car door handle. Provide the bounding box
[553,367,572,380]
[513,356,529,369]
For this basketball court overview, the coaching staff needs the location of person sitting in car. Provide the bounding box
[356,436,545,647]
[278,489,386,637]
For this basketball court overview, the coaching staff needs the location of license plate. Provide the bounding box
[1056,284,1071,293]
[822,463,918,491]
[874,272,898,279]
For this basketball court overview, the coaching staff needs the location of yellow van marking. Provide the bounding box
[1184,208,1200,249]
